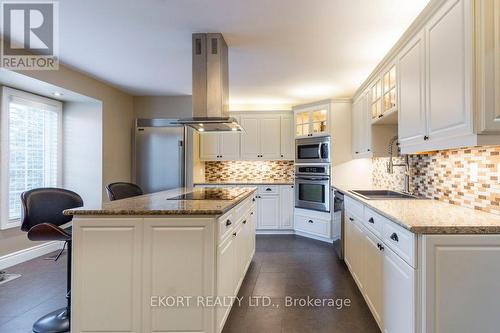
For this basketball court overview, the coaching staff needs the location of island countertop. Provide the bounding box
[333,183,500,234]
[64,187,257,216]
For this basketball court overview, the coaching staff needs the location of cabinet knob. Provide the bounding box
[368,217,375,224]
[367,149,371,152]
[424,135,429,141]
[243,220,247,224]
[233,232,237,236]
[390,233,399,242]
[251,212,254,215]
[226,220,232,226]
[281,155,284,157]
[349,217,354,222]
[355,152,359,154]
[308,219,314,223]
[252,198,256,202]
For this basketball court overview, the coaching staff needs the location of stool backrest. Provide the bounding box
[106,182,143,201]
[20,188,83,232]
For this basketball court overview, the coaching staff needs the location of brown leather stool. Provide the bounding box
[20,188,83,333]
[105,182,143,201]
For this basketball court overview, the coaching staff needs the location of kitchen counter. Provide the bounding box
[194,180,294,185]
[333,183,500,234]
[64,186,257,216]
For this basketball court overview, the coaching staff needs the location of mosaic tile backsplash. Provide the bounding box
[373,146,500,215]
[205,161,294,182]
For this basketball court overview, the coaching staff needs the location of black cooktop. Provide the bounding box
[167,188,244,201]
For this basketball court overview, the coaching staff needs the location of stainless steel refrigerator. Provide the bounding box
[133,119,185,194]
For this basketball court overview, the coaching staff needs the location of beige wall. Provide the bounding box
[133,95,192,119]
[0,65,134,258]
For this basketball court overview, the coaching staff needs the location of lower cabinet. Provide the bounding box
[279,185,294,229]
[257,194,280,229]
[294,208,332,239]
[345,200,415,332]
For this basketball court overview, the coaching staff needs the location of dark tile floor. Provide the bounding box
[0,235,379,333]
[222,235,380,333]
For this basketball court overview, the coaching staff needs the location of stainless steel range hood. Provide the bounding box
[176,33,242,132]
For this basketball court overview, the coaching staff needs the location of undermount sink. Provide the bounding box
[350,190,419,200]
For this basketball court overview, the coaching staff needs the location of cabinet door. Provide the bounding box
[360,92,372,154]
[240,117,260,159]
[364,231,384,328]
[259,116,281,159]
[280,115,294,159]
[398,31,426,146]
[351,219,366,291]
[219,132,240,160]
[257,195,280,229]
[279,185,294,229]
[351,98,363,157]
[383,245,415,333]
[216,235,236,332]
[425,0,472,141]
[233,223,246,292]
[200,133,220,160]
[295,110,311,138]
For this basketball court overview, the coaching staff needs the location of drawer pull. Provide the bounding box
[233,232,237,236]
[349,217,354,222]
[390,233,399,242]
[266,188,272,191]
[226,220,232,226]
[377,243,384,251]
[308,220,314,223]
[368,217,375,224]
[252,198,256,202]
[250,212,254,215]
[243,220,247,224]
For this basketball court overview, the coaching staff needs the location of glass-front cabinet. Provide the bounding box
[383,65,397,114]
[294,102,330,138]
[370,64,397,122]
[371,79,382,119]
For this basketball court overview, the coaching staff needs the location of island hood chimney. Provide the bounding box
[176,33,242,132]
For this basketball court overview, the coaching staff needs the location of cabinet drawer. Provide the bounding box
[218,211,235,242]
[235,196,253,219]
[345,196,364,220]
[363,207,384,238]
[294,214,330,238]
[258,185,279,195]
[382,220,416,268]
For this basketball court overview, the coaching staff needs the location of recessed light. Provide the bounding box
[53,92,63,97]
[199,128,205,132]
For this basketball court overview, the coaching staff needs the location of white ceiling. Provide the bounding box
[57,0,429,107]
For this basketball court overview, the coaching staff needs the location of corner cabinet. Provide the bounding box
[293,101,330,138]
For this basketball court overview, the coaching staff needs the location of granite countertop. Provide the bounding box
[64,187,257,216]
[332,183,500,234]
[194,180,294,185]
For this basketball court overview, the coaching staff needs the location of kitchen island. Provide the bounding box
[64,187,257,333]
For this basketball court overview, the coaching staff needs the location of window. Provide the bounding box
[1,87,62,229]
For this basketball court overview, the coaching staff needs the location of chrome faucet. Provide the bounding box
[386,136,411,193]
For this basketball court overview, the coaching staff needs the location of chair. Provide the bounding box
[105,182,143,201]
[21,188,83,333]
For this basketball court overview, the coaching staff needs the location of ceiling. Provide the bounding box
[56,0,429,107]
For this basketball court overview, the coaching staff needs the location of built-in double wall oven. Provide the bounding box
[294,163,330,212]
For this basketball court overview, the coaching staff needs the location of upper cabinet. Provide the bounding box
[294,102,330,138]
[353,0,500,154]
[200,113,294,161]
[352,91,372,158]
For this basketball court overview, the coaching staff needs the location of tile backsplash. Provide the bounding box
[372,146,500,215]
[205,161,294,182]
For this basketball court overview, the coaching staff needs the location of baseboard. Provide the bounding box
[0,241,64,270]
[256,229,295,235]
[294,230,334,244]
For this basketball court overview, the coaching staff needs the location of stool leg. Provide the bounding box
[32,242,71,333]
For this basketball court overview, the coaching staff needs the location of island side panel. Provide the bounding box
[142,217,216,333]
[421,234,500,333]
[71,217,143,333]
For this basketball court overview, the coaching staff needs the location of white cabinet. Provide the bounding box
[294,102,330,138]
[364,230,384,328]
[398,31,426,146]
[383,245,415,333]
[200,116,241,161]
[280,114,294,159]
[425,0,472,141]
[352,91,372,158]
[257,194,280,229]
[279,185,294,229]
[216,232,236,331]
[240,115,281,160]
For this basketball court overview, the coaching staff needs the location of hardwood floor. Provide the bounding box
[0,235,379,333]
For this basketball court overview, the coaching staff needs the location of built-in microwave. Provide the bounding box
[295,136,330,164]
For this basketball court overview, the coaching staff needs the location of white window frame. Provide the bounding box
[0,86,63,230]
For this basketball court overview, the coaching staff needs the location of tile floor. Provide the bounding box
[0,235,379,333]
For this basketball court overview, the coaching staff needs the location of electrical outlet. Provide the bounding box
[470,163,478,182]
